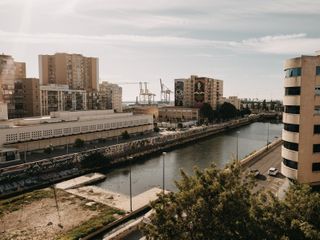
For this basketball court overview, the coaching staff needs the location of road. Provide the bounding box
[247,144,290,197]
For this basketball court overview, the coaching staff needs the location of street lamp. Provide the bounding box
[162,152,167,193]
[236,131,240,161]
[128,156,133,212]
[267,122,270,150]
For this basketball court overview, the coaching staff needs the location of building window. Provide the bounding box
[314,125,320,134]
[316,66,320,76]
[283,158,298,169]
[312,162,320,171]
[285,87,300,96]
[313,144,320,153]
[284,123,299,132]
[285,68,301,78]
[283,141,299,151]
[284,105,300,114]
[315,106,320,115]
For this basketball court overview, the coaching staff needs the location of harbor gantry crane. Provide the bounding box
[117,81,156,105]
[160,79,173,104]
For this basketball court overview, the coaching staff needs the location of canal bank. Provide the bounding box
[0,115,278,198]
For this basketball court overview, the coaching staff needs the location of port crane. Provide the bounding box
[117,81,156,104]
[159,79,173,104]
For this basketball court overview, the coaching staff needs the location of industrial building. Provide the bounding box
[0,107,153,152]
[158,106,199,123]
[175,75,223,110]
[281,53,320,185]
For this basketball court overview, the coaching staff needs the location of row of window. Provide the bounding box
[5,118,150,143]
[285,87,300,96]
[283,141,299,151]
[285,67,320,78]
[283,158,320,172]
[284,105,320,115]
[284,105,300,114]
[283,123,320,134]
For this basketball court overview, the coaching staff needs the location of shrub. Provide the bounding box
[74,138,85,148]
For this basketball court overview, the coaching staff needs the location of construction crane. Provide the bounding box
[117,81,156,105]
[160,79,173,104]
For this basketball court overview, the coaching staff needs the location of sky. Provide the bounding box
[1,0,320,101]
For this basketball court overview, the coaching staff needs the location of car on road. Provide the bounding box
[268,167,278,176]
[250,169,260,177]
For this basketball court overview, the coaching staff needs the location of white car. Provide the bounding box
[268,167,278,176]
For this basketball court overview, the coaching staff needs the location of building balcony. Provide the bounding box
[282,145,299,162]
[283,95,300,106]
[282,129,299,143]
[281,161,298,180]
[283,76,301,87]
[283,113,300,125]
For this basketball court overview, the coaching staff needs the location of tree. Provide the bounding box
[199,103,215,123]
[74,138,85,148]
[80,152,112,169]
[262,99,267,111]
[121,130,130,140]
[143,162,320,240]
[218,102,238,120]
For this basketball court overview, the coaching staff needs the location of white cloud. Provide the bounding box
[0,30,318,55]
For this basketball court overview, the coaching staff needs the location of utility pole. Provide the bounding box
[162,152,167,192]
[129,157,133,212]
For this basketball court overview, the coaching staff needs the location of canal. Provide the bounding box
[97,121,283,195]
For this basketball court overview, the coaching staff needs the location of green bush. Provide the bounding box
[74,138,85,148]
[121,131,130,140]
[81,152,112,169]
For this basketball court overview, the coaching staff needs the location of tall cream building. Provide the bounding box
[0,54,26,118]
[282,53,320,185]
[39,53,99,91]
[175,75,223,110]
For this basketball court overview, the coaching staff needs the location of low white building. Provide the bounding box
[0,109,153,151]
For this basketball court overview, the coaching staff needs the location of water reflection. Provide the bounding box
[97,122,283,196]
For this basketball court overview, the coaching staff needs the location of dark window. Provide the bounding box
[314,125,320,134]
[314,144,320,153]
[316,66,320,76]
[284,123,299,132]
[283,141,299,151]
[283,158,298,169]
[285,87,300,96]
[312,163,320,171]
[285,68,301,78]
[284,105,300,114]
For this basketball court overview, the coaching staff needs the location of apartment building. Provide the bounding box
[0,54,26,118]
[40,84,87,115]
[99,81,122,112]
[14,78,40,118]
[175,75,223,110]
[39,53,99,91]
[282,53,320,185]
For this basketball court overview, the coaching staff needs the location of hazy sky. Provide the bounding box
[1,0,320,101]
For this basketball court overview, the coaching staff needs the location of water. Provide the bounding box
[97,122,283,196]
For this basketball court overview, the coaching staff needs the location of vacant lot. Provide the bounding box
[0,188,124,240]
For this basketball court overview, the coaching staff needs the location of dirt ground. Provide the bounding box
[0,189,103,240]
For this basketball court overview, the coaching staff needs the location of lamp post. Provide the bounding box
[128,156,133,212]
[267,122,270,150]
[162,152,167,193]
[236,131,240,161]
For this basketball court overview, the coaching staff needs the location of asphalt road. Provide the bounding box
[247,145,290,197]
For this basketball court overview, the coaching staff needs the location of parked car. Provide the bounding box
[268,167,278,176]
[250,169,260,177]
